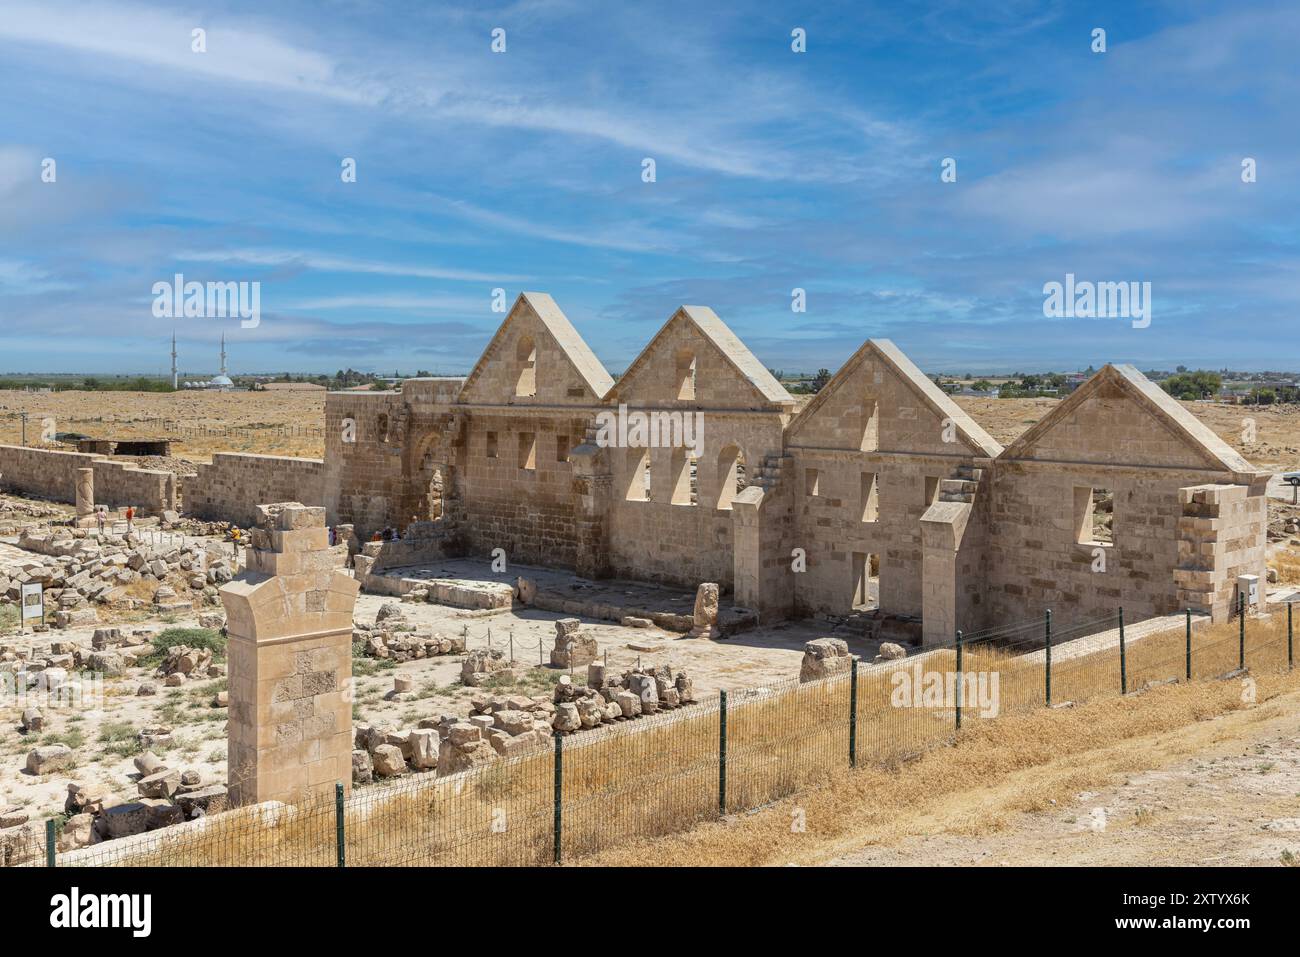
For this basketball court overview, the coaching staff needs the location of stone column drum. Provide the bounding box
[75,467,95,518]
[220,503,359,807]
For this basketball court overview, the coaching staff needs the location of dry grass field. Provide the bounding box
[0,390,327,462]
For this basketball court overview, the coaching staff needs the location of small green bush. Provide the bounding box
[143,627,226,665]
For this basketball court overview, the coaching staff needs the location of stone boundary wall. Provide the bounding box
[182,453,325,526]
[0,444,176,515]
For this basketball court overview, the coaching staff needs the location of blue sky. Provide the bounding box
[0,0,1296,376]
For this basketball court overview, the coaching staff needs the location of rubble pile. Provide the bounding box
[350,662,697,784]
[0,627,160,682]
[352,602,467,662]
[0,527,235,626]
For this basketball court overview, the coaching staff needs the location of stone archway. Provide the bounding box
[398,417,457,532]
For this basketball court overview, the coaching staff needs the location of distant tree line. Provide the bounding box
[0,376,174,392]
[1161,370,1222,400]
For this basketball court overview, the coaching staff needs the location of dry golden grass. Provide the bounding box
[583,665,1300,867]
[0,390,325,463]
[1272,549,1300,584]
[55,610,1297,867]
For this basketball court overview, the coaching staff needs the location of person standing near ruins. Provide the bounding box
[125,506,134,534]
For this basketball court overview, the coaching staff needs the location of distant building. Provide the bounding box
[256,382,327,392]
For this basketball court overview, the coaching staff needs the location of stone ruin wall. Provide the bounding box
[0,295,1268,646]
[1174,481,1270,621]
[184,453,325,526]
[986,461,1218,631]
[445,408,590,572]
[0,444,176,515]
[322,391,411,537]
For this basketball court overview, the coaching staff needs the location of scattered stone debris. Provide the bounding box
[460,647,512,687]
[350,663,697,782]
[550,618,598,668]
[0,526,230,624]
[876,642,908,663]
[353,604,466,662]
[799,637,853,682]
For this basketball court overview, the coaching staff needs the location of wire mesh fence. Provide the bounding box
[8,601,1296,868]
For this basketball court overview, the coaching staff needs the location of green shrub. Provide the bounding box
[143,627,226,665]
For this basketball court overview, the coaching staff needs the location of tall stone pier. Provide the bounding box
[220,503,359,807]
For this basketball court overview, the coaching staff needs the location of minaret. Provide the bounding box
[171,330,178,389]
[220,333,227,377]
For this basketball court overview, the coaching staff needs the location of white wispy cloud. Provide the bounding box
[175,248,524,283]
[0,0,377,103]
[427,195,679,252]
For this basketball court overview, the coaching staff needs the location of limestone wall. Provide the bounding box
[183,453,325,526]
[0,444,176,515]
[446,408,590,571]
[984,461,1255,630]
[603,411,787,589]
[1174,481,1269,620]
[780,343,1001,626]
[323,391,411,535]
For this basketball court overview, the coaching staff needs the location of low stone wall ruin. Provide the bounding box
[0,444,176,515]
[182,452,325,526]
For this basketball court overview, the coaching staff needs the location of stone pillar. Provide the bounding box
[919,501,971,648]
[570,442,611,579]
[220,502,359,807]
[1175,482,1266,623]
[731,482,795,621]
[75,468,94,519]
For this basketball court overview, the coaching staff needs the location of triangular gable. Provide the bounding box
[458,292,613,404]
[605,305,794,408]
[999,364,1254,473]
[786,339,1002,456]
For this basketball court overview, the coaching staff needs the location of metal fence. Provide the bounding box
[8,598,1296,868]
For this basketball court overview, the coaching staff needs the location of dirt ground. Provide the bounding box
[827,692,1300,867]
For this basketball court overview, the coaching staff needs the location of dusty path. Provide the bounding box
[828,694,1300,867]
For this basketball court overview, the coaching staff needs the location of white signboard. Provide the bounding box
[20,582,44,623]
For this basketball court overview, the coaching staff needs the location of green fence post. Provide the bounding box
[45,818,55,868]
[1238,591,1245,670]
[553,733,563,865]
[1185,608,1192,681]
[955,630,963,731]
[1289,602,1294,671]
[1044,609,1052,707]
[1118,606,1127,695]
[848,659,859,768]
[718,690,728,816]
[335,782,345,868]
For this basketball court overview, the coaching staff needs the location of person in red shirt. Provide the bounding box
[125,506,134,533]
